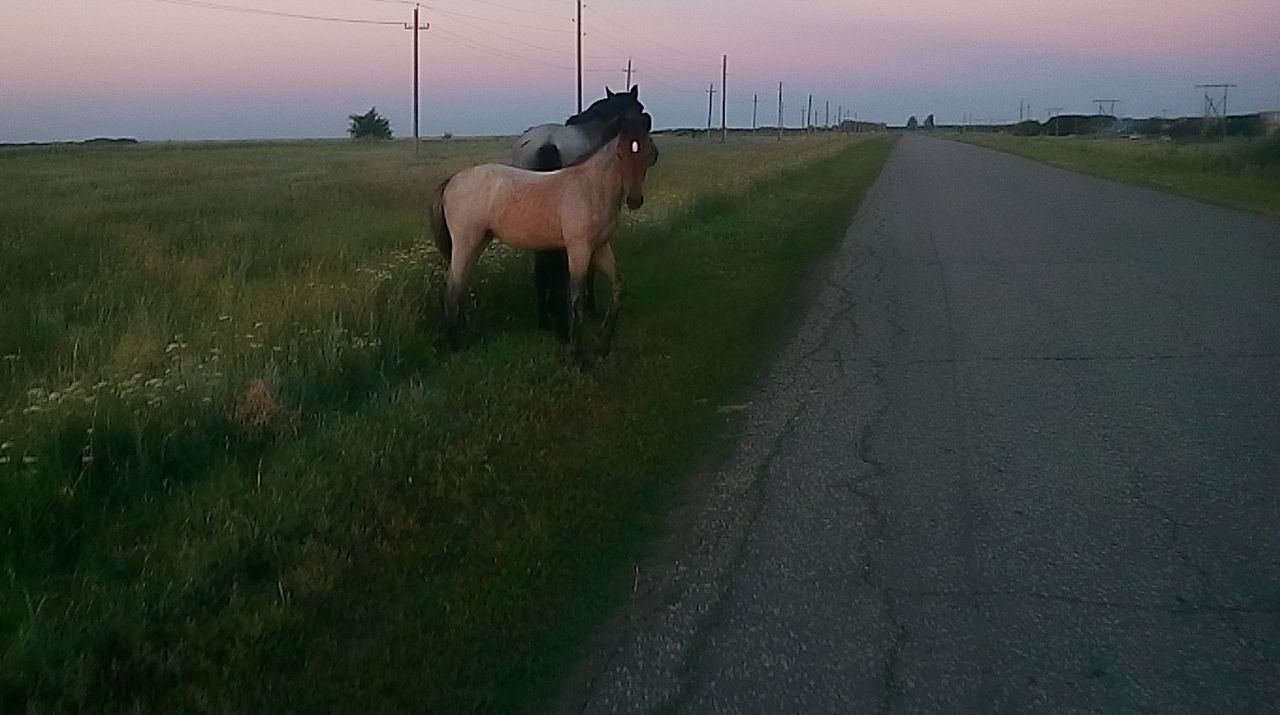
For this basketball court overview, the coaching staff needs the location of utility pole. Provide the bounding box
[576,0,583,113]
[825,100,829,128]
[1196,83,1237,137]
[752,93,759,131]
[807,94,813,134]
[1093,98,1119,116]
[624,58,632,88]
[777,82,783,141]
[706,83,717,139]
[720,55,728,143]
[838,104,842,131]
[405,5,429,153]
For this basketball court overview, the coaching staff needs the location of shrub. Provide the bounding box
[348,107,392,140]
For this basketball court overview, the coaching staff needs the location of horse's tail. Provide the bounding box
[533,143,563,171]
[431,176,453,265]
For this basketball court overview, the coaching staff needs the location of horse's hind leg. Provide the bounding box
[443,228,487,347]
[591,244,624,356]
[533,250,571,343]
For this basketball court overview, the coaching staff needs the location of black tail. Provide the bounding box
[431,177,452,264]
[533,143,563,171]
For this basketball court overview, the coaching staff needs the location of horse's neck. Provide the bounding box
[572,119,612,149]
[575,138,623,205]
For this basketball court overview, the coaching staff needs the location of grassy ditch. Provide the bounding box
[956,133,1280,216]
[0,134,893,712]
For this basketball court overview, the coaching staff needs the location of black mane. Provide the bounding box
[566,87,644,126]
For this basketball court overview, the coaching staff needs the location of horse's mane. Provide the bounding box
[566,93,644,127]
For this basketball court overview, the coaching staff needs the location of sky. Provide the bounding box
[2,0,1279,142]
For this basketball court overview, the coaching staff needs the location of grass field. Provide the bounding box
[0,133,893,711]
[955,133,1280,216]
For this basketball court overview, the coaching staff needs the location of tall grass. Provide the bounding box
[955,133,1280,215]
[0,134,893,711]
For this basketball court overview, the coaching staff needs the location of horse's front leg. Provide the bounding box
[565,243,593,363]
[591,243,624,356]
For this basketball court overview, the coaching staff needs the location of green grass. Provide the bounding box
[955,133,1280,216]
[0,133,894,712]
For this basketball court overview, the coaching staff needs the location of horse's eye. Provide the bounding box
[630,141,640,153]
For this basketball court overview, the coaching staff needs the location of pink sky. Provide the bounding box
[2,0,1278,141]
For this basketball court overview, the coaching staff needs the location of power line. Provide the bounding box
[420,3,571,34]
[149,0,404,25]
[586,5,718,66]
[357,0,569,25]
[426,9,572,56]
[467,0,569,21]
[583,23,699,78]
[431,27,577,70]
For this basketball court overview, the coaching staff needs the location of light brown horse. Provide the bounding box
[432,113,653,358]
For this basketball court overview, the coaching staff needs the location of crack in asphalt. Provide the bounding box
[562,136,1280,713]
[664,399,810,712]
[558,186,898,712]
[885,587,1280,615]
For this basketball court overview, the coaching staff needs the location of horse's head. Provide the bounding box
[617,112,653,210]
[568,85,644,127]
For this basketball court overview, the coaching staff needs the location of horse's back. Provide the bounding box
[512,124,557,166]
[512,124,592,170]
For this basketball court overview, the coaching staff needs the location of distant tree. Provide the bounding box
[906,115,919,130]
[923,114,935,129]
[348,107,392,140]
[1010,120,1044,137]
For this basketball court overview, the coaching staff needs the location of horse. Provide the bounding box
[511,86,658,342]
[433,112,654,360]
[513,86,645,172]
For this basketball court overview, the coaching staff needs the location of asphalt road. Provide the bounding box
[558,136,1280,713]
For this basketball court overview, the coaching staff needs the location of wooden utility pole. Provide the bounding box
[624,58,632,88]
[838,104,843,131]
[807,94,813,133]
[405,5,429,153]
[720,55,727,143]
[576,0,583,113]
[752,94,759,131]
[1197,83,1237,136]
[706,83,717,138]
[825,100,829,128]
[777,82,783,141]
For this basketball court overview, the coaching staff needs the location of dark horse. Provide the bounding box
[511,86,656,341]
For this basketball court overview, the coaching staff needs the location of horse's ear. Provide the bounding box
[606,87,615,97]
[629,85,638,98]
